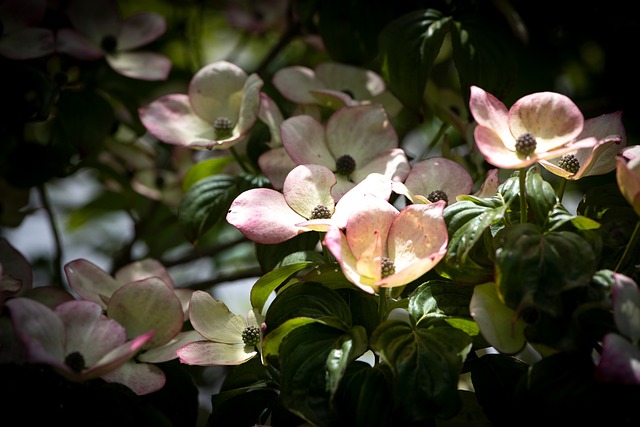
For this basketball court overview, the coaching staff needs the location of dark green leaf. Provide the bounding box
[379,9,451,114]
[496,223,597,316]
[469,353,528,426]
[265,282,352,333]
[332,362,394,427]
[438,195,509,283]
[251,261,317,312]
[55,90,115,158]
[256,232,321,272]
[278,323,357,426]
[371,320,472,420]
[525,167,557,227]
[408,280,474,322]
[177,175,241,244]
[450,14,519,113]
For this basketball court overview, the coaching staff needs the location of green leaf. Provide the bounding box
[408,280,474,323]
[55,90,115,158]
[325,325,368,398]
[450,13,518,112]
[332,362,394,427]
[379,9,451,114]
[317,0,402,65]
[278,322,356,426]
[469,353,528,426]
[256,232,321,272]
[547,203,601,231]
[496,223,597,316]
[251,261,317,312]
[265,282,352,333]
[262,317,322,359]
[177,175,242,244]
[438,195,509,283]
[525,167,557,227]
[181,156,234,191]
[371,320,472,420]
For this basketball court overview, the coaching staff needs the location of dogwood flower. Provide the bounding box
[64,258,196,394]
[539,111,626,179]
[268,104,410,200]
[616,145,640,216]
[595,273,640,385]
[139,61,263,150]
[273,62,402,116]
[227,164,393,244]
[392,157,474,205]
[0,0,54,59]
[469,85,598,169]
[56,0,171,80]
[5,297,154,384]
[256,93,297,189]
[177,290,263,366]
[324,195,448,294]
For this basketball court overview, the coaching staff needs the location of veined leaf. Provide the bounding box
[251,261,317,312]
[177,175,240,243]
[371,320,472,420]
[379,9,452,114]
[496,223,597,316]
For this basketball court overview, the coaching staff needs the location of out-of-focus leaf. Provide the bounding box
[379,9,451,115]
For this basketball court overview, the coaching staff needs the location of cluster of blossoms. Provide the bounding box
[1,0,171,80]
[2,50,639,408]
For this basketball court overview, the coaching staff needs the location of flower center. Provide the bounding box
[515,133,537,157]
[558,154,580,174]
[381,257,395,278]
[65,351,86,373]
[100,35,118,53]
[335,155,356,176]
[310,204,332,219]
[242,325,260,346]
[213,116,234,139]
[427,189,448,205]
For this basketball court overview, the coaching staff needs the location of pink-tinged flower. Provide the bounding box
[324,195,448,294]
[392,157,474,205]
[273,62,402,116]
[0,238,33,305]
[469,85,598,169]
[539,111,626,179]
[56,0,171,80]
[256,93,297,189]
[139,61,263,150]
[177,290,263,366]
[269,104,410,200]
[616,145,640,216]
[227,164,393,244]
[5,297,154,384]
[0,0,54,59]
[64,258,195,394]
[595,273,640,385]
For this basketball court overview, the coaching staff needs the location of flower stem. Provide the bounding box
[378,287,388,324]
[229,146,252,174]
[557,178,568,203]
[615,219,640,272]
[519,168,528,224]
